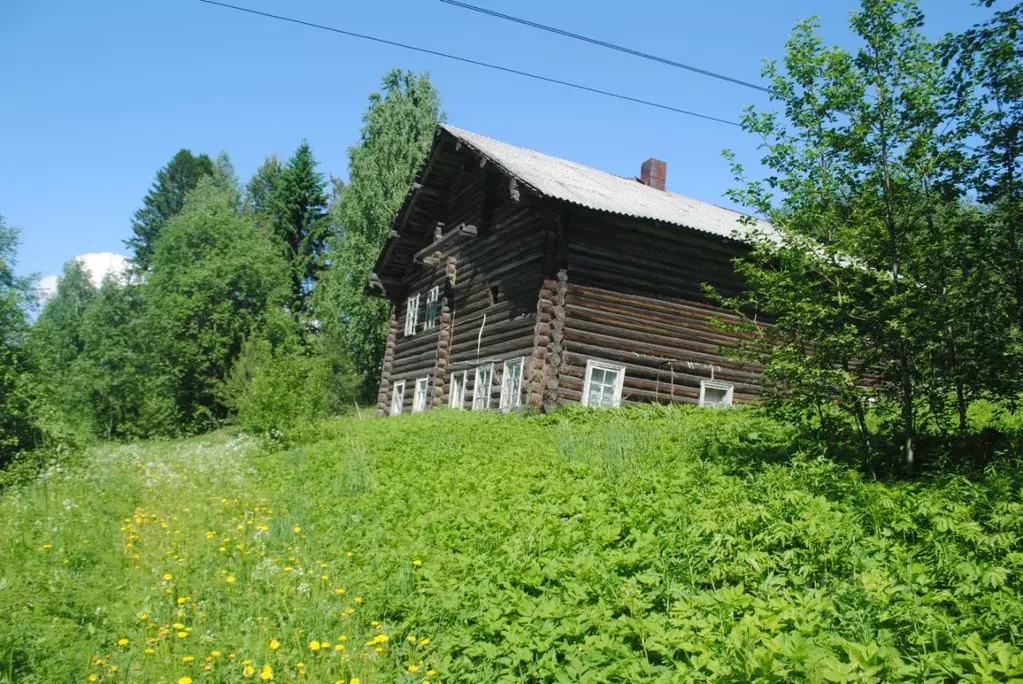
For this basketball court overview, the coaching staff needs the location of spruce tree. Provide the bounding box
[126,149,215,270]
[266,142,328,315]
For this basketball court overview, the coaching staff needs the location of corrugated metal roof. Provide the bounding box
[441,124,773,242]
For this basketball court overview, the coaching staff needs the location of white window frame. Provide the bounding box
[472,363,494,411]
[699,379,734,408]
[404,294,420,336]
[499,357,525,410]
[581,359,626,409]
[449,370,467,409]
[423,286,440,331]
[390,380,405,416]
[412,376,430,413]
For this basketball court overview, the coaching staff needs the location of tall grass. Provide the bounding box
[2,406,1023,682]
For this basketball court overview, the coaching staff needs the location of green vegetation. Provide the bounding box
[3,407,1023,682]
[719,0,1023,474]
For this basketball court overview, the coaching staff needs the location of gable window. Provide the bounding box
[472,363,493,411]
[582,360,626,409]
[423,286,440,330]
[500,357,525,409]
[413,376,430,413]
[699,380,734,408]
[450,370,467,409]
[404,294,420,336]
[390,380,405,416]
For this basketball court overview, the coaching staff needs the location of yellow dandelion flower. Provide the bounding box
[334,643,344,652]
[374,646,383,654]
[413,559,422,567]
[182,656,195,663]
[350,679,360,684]
[177,631,189,639]
[117,638,129,647]
[144,648,156,656]
[293,525,301,533]
[177,596,188,604]
[242,664,255,677]
[178,678,193,684]
[139,614,149,621]
[408,664,420,673]
[173,623,185,630]
[407,635,417,643]
[88,676,98,682]
[353,597,363,605]
[334,587,346,595]
[226,575,236,584]
[338,635,347,642]
[308,640,321,652]
[211,650,222,657]
[260,664,273,680]
[419,638,430,647]
[163,573,173,581]
[269,639,280,651]
[427,670,437,676]
[296,662,306,668]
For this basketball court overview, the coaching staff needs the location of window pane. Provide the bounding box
[702,386,730,407]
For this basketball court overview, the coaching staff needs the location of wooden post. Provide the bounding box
[375,306,399,416]
[431,256,458,407]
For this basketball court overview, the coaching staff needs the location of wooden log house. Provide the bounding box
[369,125,769,416]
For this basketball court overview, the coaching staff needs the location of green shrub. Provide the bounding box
[237,346,330,438]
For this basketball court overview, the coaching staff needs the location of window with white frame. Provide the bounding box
[699,379,734,408]
[413,376,430,413]
[582,360,626,409]
[423,286,440,330]
[404,294,420,336]
[390,380,405,416]
[472,363,493,410]
[450,370,467,409]
[500,357,525,409]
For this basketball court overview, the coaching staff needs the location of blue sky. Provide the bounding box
[1,0,990,283]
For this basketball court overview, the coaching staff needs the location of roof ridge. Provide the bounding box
[439,123,759,228]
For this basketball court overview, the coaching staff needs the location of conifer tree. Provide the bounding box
[126,149,215,270]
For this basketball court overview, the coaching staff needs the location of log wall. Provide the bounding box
[558,208,762,407]
[384,163,547,413]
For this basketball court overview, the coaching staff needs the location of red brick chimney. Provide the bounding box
[640,158,667,191]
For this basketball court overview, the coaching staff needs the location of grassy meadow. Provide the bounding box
[2,406,1023,682]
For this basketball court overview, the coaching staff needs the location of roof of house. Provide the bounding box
[441,124,774,242]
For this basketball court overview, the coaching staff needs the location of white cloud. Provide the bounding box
[37,252,131,303]
[38,274,59,301]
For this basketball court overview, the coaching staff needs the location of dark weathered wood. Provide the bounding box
[372,125,765,416]
[375,308,400,416]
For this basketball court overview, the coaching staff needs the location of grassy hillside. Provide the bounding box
[2,407,1023,682]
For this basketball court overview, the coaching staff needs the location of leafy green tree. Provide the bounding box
[32,259,96,380]
[0,215,40,465]
[70,279,178,439]
[943,2,1023,330]
[245,154,283,222]
[126,149,215,270]
[316,70,442,398]
[719,0,1016,472]
[145,177,294,431]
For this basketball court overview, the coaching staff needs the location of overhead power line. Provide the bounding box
[198,0,740,127]
[437,0,770,94]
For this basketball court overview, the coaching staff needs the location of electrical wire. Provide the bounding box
[198,0,741,126]
[437,0,770,93]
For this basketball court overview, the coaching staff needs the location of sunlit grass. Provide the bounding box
[2,406,1023,681]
